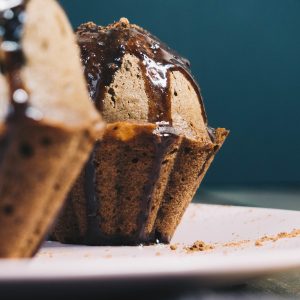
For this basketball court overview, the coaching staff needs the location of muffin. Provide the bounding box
[0,0,104,258]
[52,19,228,245]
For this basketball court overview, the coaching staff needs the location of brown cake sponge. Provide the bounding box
[53,123,228,245]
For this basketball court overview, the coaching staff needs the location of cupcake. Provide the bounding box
[0,0,104,257]
[52,19,228,245]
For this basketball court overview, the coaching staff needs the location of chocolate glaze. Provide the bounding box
[79,123,179,246]
[0,0,29,120]
[77,19,207,125]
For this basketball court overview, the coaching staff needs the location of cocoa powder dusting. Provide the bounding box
[184,240,215,253]
[181,228,300,253]
[254,229,300,246]
[76,19,207,124]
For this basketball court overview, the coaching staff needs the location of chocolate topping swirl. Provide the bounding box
[77,19,208,125]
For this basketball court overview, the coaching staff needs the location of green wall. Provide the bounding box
[59,0,300,185]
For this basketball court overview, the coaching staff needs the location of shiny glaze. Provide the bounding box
[0,0,29,120]
[138,123,179,243]
[77,19,207,125]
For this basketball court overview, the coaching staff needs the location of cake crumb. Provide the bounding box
[170,244,178,251]
[255,229,300,246]
[119,17,129,25]
[184,241,214,253]
[223,240,250,247]
[255,240,263,247]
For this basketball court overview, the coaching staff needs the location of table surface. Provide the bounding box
[2,185,300,300]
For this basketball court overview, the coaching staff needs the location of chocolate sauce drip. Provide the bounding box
[0,0,29,120]
[77,20,207,125]
[84,148,102,243]
[138,125,178,243]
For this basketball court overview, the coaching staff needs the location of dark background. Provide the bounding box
[60,0,300,186]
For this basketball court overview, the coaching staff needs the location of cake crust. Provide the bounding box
[52,123,228,245]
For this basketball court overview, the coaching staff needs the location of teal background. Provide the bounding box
[59,0,300,185]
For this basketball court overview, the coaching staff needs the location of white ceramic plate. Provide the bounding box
[1,203,300,287]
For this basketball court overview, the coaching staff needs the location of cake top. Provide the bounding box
[0,0,103,133]
[77,18,208,128]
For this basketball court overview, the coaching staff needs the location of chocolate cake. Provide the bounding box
[0,0,104,258]
[52,18,228,245]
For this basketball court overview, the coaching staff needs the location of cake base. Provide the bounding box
[52,122,228,245]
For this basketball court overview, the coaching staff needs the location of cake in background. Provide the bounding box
[0,0,104,258]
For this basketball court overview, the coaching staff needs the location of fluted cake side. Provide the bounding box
[52,123,228,245]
